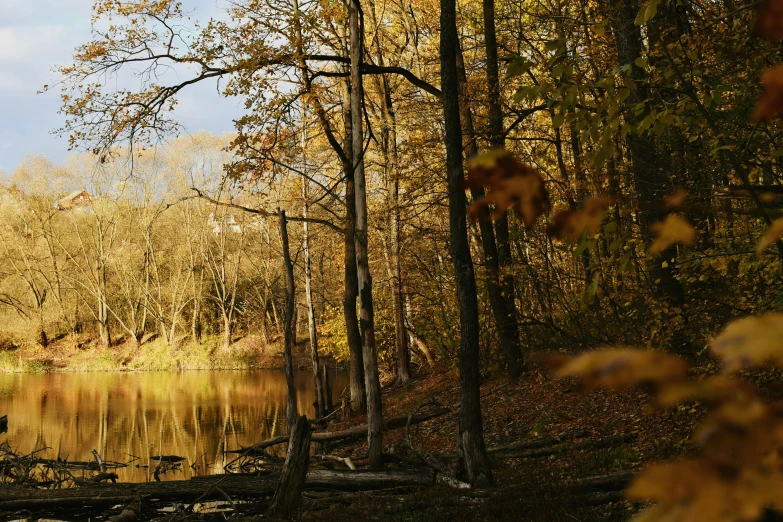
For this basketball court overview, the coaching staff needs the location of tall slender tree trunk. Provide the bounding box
[302,127,326,417]
[350,0,383,468]
[368,0,410,384]
[279,211,299,430]
[441,0,493,485]
[342,76,368,415]
[455,42,522,380]
[291,0,365,412]
[482,0,524,366]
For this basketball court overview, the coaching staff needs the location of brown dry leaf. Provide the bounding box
[465,149,549,226]
[711,313,783,370]
[755,0,783,41]
[663,188,688,209]
[554,348,687,389]
[648,214,696,256]
[756,217,783,255]
[546,196,617,243]
[755,64,783,120]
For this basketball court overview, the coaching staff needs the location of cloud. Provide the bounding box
[0,0,238,173]
[0,25,70,64]
[0,70,24,91]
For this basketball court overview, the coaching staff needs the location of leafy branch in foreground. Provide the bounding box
[551,314,783,522]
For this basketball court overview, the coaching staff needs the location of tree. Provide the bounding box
[440,0,493,485]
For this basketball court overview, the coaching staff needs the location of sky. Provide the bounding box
[0,0,243,174]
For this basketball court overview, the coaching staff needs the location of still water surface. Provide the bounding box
[0,370,347,482]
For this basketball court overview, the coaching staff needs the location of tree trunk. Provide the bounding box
[302,162,326,418]
[350,0,383,468]
[323,364,333,411]
[222,314,232,350]
[368,0,411,385]
[268,415,311,519]
[440,0,493,486]
[455,41,522,380]
[610,0,683,304]
[341,76,368,416]
[279,211,299,430]
[482,0,524,367]
[98,293,111,348]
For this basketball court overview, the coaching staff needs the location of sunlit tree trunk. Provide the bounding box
[368,0,410,383]
[301,118,326,417]
[350,0,383,467]
[279,211,298,430]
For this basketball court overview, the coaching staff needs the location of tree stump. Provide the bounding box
[268,415,311,519]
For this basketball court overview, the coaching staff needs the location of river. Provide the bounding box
[0,369,347,482]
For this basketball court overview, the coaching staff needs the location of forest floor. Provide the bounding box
[0,333,319,372]
[290,359,713,522]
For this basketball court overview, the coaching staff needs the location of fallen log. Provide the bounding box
[230,407,451,455]
[573,490,625,506]
[570,470,636,493]
[497,433,637,459]
[0,469,435,511]
[487,430,588,454]
[403,402,470,489]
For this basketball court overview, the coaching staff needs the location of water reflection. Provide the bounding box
[0,370,347,482]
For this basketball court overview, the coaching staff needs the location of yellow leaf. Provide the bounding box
[546,196,618,244]
[756,217,783,255]
[465,149,549,227]
[756,64,783,120]
[711,313,783,370]
[648,215,696,256]
[755,0,783,41]
[656,377,750,407]
[553,348,687,389]
[663,188,688,209]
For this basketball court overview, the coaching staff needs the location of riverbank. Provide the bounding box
[0,358,703,521]
[0,333,324,373]
[297,363,696,522]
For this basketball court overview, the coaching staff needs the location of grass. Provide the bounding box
[0,332,292,373]
[0,350,47,373]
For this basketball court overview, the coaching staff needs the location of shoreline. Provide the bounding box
[0,333,337,374]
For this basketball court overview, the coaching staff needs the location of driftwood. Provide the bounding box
[74,471,119,485]
[150,455,186,463]
[107,498,141,522]
[230,407,451,455]
[314,454,356,470]
[0,469,436,511]
[268,415,311,519]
